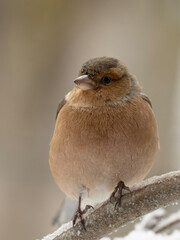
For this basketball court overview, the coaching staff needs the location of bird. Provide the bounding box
[49,56,159,227]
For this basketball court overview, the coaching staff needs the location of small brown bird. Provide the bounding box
[49,57,159,226]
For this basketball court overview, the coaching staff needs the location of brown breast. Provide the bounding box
[49,96,159,200]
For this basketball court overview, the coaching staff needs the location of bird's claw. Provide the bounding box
[83,205,94,213]
[73,209,86,230]
[73,200,94,231]
[110,181,130,209]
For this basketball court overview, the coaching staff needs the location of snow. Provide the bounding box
[101,230,180,240]
[111,230,180,240]
[136,208,166,231]
[153,209,180,233]
[101,209,180,240]
[42,221,72,240]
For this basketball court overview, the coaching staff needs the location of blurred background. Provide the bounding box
[0,0,180,239]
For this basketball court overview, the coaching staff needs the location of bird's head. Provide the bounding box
[66,57,141,107]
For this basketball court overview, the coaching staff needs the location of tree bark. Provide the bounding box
[43,171,180,240]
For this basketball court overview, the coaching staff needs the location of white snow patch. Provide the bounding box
[136,208,166,231]
[153,209,180,232]
[42,221,72,240]
[101,229,180,240]
[100,209,180,240]
[112,230,180,240]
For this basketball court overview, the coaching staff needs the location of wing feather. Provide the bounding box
[140,93,152,108]
[56,98,66,119]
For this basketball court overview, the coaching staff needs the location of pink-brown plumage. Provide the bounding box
[49,57,159,207]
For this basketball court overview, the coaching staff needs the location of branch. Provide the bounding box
[43,171,180,240]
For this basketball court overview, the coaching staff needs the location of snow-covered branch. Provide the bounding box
[43,171,180,240]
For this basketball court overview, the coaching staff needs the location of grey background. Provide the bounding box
[0,1,180,239]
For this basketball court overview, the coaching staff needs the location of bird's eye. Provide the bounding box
[102,76,112,84]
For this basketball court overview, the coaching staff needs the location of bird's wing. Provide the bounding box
[140,93,152,108]
[56,98,66,119]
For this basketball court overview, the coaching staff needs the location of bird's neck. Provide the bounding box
[65,83,141,109]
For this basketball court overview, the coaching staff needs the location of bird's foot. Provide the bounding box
[73,197,94,230]
[110,181,130,209]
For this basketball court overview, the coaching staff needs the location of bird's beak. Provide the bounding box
[74,75,96,90]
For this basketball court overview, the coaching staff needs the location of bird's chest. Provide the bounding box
[52,102,152,161]
[49,100,158,201]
